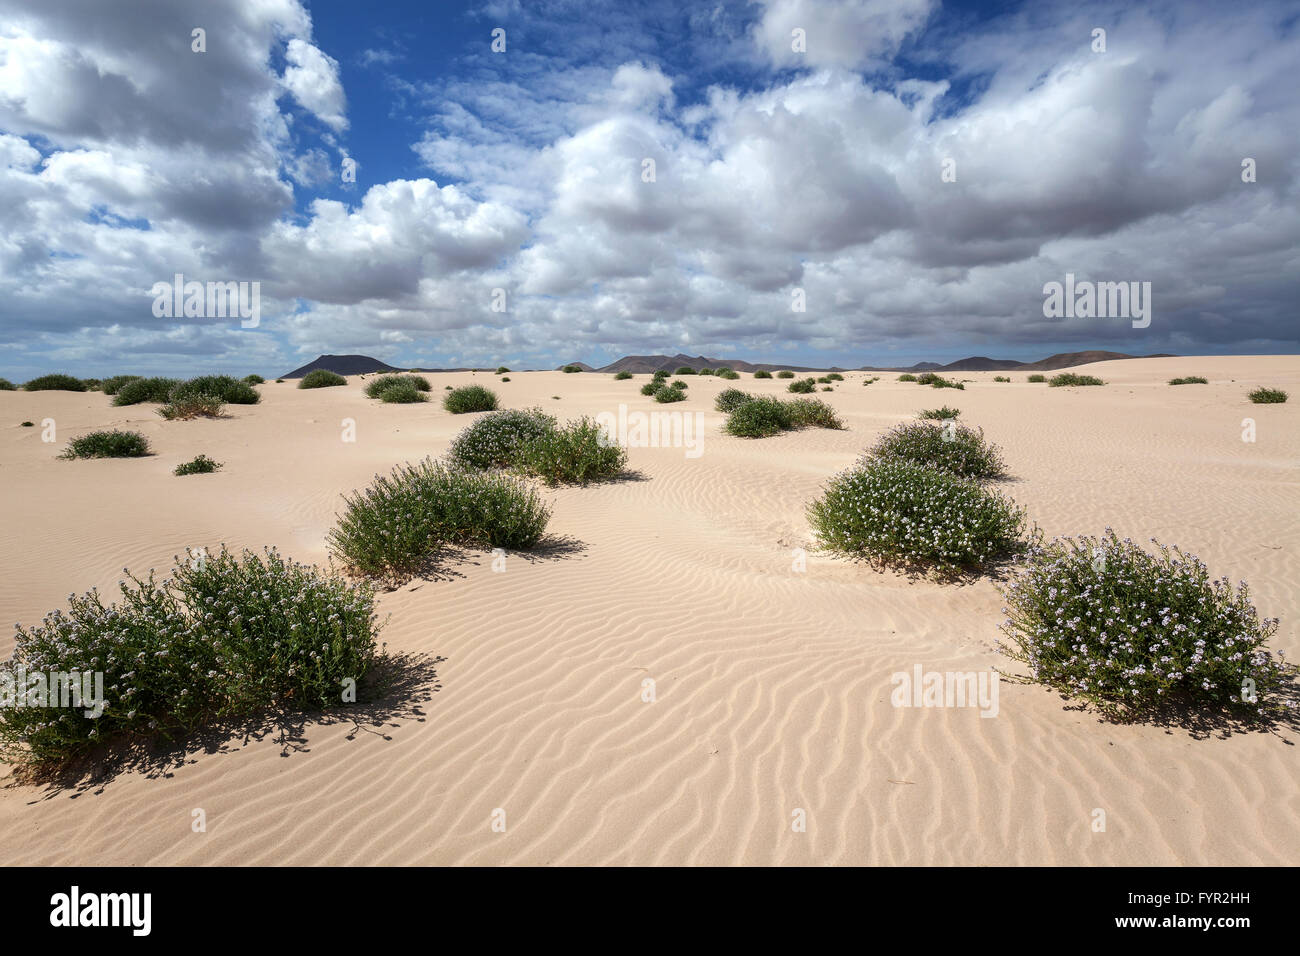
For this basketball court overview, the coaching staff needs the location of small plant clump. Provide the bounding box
[697,368,715,376]
[514,416,628,486]
[1168,376,1208,385]
[776,370,795,379]
[22,374,87,392]
[299,369,347,388]
[640,381,664,397]
[364,374,431,400]
[998,530,1293,722]
[808,459,1027,573]
[100,375,142,395]
[993,376,1011,383]
[1027,374,1046,383]
[674,366,697,375]
[113,377,181,405]
[898,373,918,382]
[447,409,558,470]
[172,375,260,405]
[328,459,551,579]
[613,371,633,380]
[714,388,753,413]
[60,430,151,459]
[1248,387,1287,404]
[496,366,510,374]
[826,373,844,381]
[382,382,430,404]
[655,386,687,403]
[443,385,499,413]
[174,454,222,476]
[915,372,963,390]
[724,396,842,437]
[0,378,16,391]
[562,364,583,373]
[753,370,773,379]
[242,374,265,385]
[716,369,740,380]
[787,377,817,394]
[1049,373,1105,387]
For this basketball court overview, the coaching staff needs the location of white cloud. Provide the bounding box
[282,38,348,132]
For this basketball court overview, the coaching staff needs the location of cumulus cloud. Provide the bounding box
[282,38,348,132]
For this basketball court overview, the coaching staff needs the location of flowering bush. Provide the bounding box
[0,546,381,768]
[516,416,627,485]
[714,388,753,413]
[364,374,431,399]
[328,459,550,578]
[808,459,1027,572]
[172,375,261,404]
[158,394,226,420]
[61,430,151,459]
[112,377,180,405]
[299,369,347,388]
[724,396,842,437]
[448,408,557,470]
[868,421,1005,479]
[998,531,1293,720]
[787,377,816,394]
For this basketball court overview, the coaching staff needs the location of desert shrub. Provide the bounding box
[918,406,960,420]
[785,398,843,429]
[381,382,429,404]
[776,370,795,379]
[501,377,511,382]
[242,374,265,385]
[516,416,627,485]
[275,379,284,383]
[158,394,226,420]
[916,372,963,390]
[20,421,33,426]
[1049,373,1105,387]
[448,408,557,470]
[174,454,222,476]
[816,376,832,384]
[0,378,16,390]
[99,375,142,395]
[821,386,833,392]
[715,388,754,413]
[327,459,550,578]
[993,376,1011,383]
[496,366,510,374]
[299,369,347,389]
[868,420,1005,480]
[640,381,664,397]
[826,373,844,381]
[898,374,918,382]
[998,530,1292,721]
[0,546,381,768]
[697,368,715,376]
[1248,387,1287,404]
[674,366,697,375]
[787,378,816,394]
[808,459,1027,572]
[655,386,687,403]
[724,397,790,437]
[717,369,740,380]
[614,371,633,380]
[60,430,151,459]
[562,364,583,373]
[23,374,86,392]
[652,369,670,381]
[862,376,880,385]
[753,370,772,379]
[113,377,180,405]
[364,374,431,399]
[172,375,260,405]
[1027,374,1046,383]
[670,379,688,390]
[1167,376,1207,385]
[443,384,499,413]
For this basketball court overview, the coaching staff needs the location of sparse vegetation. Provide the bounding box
[652,369,670,381]
[916,372,963,390]
[0,547,382,768]
[20,421,34,427]
[380,382,429,403]
[299,369,347,389]
[1049,373,1105,387]
[496,366,510,374]
[868,421,1006,480]
[158,395,226,420]
[242,374,265,385]
[172,375,260,405]
[826,373,844,381]
[640,381,664,397]
[327,459,550,579]
[753,370,773,379]
[1027,374,1046,383]
[717,368,740,380]
[443,385,499,413]
[0,378,16,391]
[655,386,687,403]
[787,377,816,394]
[999,530,1292,721]
[674,366,696,375]
[23,374,87,392]
[1248,387,1287,404]
[809,459,1027,573]
[448,409,558,470]
[898,373,918,382]
[60,430,151,459]
[777,370,795,379]
[993,376,1011,383]
[723,396,842,437]
[1168,376,1208,385]
[174,454,222,476]
[562,364,583,373]
[514,416,627,485]
[697,368,715,376]
[99,375,142,395]
[613,371,633,380]
[715,388,754,413]
[918,406,961,420]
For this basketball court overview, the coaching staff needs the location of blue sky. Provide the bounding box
[0,0,1297,378]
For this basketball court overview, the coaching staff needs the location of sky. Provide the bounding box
[0,0,1297,379]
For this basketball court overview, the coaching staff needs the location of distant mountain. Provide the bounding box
[1016,350,1174,371]
[282,354,402,378]
[935,356,1023,371]
[862,350,1175,373]
[556,361,598,372]
[592,353,826,374]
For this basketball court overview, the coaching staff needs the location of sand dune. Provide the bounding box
[1,355,1297,865]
